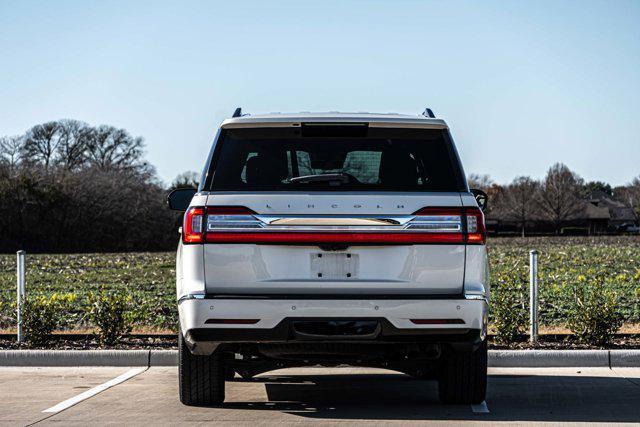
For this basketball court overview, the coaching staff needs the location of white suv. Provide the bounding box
[168,109,490,406]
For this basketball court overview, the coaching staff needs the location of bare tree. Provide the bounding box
[467,173,494,191]
[0,119,177,252]
[86,125,145,170]
[467,173,504,218]
[538,163,584,234]
[22,121,63,168]
[171,171,200,189]
[616,176,640,217]
[500,176,540,237]
[0,135,24,167]
[56,119,91,171]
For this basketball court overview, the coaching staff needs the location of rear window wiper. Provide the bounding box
[287,173,350,185]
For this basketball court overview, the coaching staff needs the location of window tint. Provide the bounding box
[209,126,463,192]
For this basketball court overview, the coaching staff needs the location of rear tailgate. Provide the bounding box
[202,192,466,296]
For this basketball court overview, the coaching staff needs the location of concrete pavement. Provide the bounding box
[1,366,640,425]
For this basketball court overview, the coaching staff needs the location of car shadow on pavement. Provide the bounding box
[222,372,640,423]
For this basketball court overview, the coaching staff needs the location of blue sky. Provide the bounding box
[1,0,639,186]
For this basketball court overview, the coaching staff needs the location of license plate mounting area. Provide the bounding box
[310,253,359,279]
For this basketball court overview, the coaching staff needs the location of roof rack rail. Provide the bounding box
[422,108,435,118]
[232,107,242,118]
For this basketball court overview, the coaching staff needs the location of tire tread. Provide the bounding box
[438,340,487,404]
[179,333,225,406]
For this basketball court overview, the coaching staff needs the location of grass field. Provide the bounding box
[0,236,639,332]
[0,253,176,331]
[489,236,640,329]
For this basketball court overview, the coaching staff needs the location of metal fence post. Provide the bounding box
[16,250,26,344]
[529,249,538,344]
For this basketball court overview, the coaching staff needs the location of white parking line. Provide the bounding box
[42,367,147,413]
[471,401,490,413]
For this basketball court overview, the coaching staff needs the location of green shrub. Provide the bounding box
[492,272,527,344]
[86,290,136,346]
[19,293,75,345]
[0,299,8,326]
[567,277,623,346]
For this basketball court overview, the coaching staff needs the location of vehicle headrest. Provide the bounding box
[379,150,418,187]
[245,154,287,186]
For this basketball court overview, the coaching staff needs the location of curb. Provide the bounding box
[488,350,611,367]
[0,350,150,367]
[0,349,638,367]
[149,350,178,366]
[610,350,640,367]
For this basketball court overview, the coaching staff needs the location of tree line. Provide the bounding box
[0,119,181,252]
[1,119,639,251]
[470,164,640,236]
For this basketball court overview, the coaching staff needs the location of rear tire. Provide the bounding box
[178,333,225,406]
[438,340,487,404]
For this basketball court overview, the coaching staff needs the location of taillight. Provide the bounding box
[465,207,486,244]
[206,206,261,231]
[185,205,485,245]
[206,232,460,244]
[412,207,486,244]
[408,208,464,242]
[183,207,205,243]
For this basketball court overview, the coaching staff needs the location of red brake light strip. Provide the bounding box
[183,206,485,245]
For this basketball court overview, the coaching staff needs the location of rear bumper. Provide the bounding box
[179,297,488,355]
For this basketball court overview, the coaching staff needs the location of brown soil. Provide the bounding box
[4,324,638,336]
[489,334,640,350]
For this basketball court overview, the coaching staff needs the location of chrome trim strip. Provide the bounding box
[178,293,206,303]
[238,214,463,232]
[267,217,402,226]
[205,214,463,233]
[256,214,414,226]
[464,294,488,302]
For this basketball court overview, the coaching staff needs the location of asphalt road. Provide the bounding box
[1,366,640,426]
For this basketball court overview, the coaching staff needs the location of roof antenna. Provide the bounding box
[422,108,435,118]
[232,107,242,118]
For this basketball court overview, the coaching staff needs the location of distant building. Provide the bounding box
[574,200,611,235]
[577,190,638,234]
[486,190,638,236]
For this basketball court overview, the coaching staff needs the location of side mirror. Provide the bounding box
[470,189,488,211]
[167,188,197,211]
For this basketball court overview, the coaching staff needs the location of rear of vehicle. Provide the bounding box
[173,112,489,406]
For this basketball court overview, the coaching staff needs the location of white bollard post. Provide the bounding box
[529,250,538,344]
[16,250,26,344]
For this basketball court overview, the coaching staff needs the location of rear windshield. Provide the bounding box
[206,125,464,192]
